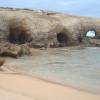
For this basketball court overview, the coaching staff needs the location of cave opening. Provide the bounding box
[86,30,96,38]
[9,27,32,44]
[57,32,68,46]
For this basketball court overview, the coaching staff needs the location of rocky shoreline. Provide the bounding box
[0,7,100,58]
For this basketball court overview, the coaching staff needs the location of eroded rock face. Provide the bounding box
[0,7,100,57]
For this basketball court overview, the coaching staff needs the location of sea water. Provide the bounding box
[5,47,100,94]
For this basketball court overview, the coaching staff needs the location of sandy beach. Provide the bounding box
[0,2,100,100]
[0,70,100,100]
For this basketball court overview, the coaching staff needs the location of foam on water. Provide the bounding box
[5,47,100,94]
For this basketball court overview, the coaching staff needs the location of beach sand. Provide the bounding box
[0,70,100,100]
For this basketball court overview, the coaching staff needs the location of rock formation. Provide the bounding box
[0,59,5,71]
[0,7,100,57]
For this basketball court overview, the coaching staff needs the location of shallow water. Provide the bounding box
[5,47,100,94]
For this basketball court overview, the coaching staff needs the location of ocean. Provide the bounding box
[5,47,100,94]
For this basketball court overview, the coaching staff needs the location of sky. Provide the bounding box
[0,0,100,17]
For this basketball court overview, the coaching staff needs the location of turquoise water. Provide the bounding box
[6,47,100,94]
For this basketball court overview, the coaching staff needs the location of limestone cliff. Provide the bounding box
[0,7,100,57]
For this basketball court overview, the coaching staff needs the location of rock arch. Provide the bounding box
[85,29,96,38]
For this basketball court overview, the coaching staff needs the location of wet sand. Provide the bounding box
[0,71,100,100]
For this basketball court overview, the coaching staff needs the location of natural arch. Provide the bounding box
[85,29,96,38]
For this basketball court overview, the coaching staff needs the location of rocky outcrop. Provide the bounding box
[0,42,31,58]
[0,7,100,57]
